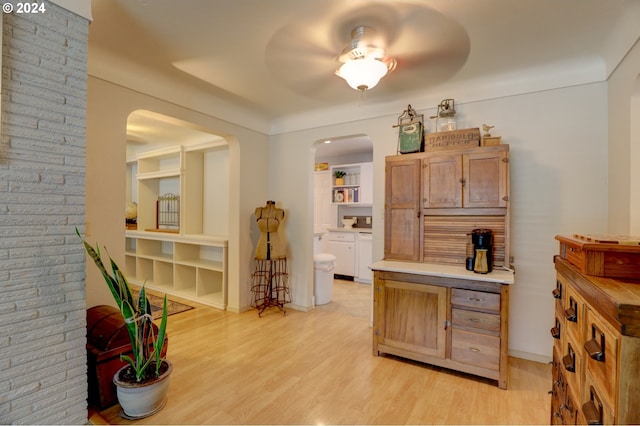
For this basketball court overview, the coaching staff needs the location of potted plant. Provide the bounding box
[334,170,346,186]
[77,229,172,419]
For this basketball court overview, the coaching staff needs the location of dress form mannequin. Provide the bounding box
[254,200,285,260]
[251,201,290,315]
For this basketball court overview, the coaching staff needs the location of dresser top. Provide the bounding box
[556,257,640,337]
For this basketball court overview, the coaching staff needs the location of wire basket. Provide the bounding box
[156,193,180,232]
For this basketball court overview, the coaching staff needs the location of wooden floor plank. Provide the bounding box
[95,280,550,424]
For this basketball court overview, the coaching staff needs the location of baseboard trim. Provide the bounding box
[509,349,552,364]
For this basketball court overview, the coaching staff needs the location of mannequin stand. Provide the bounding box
[250,258,290,316]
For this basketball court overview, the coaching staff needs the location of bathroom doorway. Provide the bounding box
[312,135,373,319]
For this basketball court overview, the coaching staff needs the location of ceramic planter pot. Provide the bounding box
[113,360,173,419]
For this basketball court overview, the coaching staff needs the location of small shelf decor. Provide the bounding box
[334,170,346,185]
[155,193,179,233]
[394,104,424,154]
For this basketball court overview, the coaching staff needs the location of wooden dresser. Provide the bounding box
[551,254,640,424]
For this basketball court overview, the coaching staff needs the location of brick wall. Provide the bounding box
[0,3,89,424]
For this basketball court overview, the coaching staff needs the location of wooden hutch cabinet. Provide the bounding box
[550,236,640,425]
[385,144,510,264]
[374,144,513,389]
[422,147,508,209]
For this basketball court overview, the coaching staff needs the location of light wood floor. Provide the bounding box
[93,280,550,425]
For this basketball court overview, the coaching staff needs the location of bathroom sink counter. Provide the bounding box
[370,260,514,285]
[326,227,372,233]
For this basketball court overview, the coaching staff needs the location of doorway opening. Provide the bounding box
[312,135,373,320]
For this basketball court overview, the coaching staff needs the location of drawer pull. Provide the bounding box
[468,347,481,352]
[564,307,577,322]
[467,297,484,302]
[551,318,561,339]
[552,280,562,299]
[562,345,576,373]
[582,387,603,425]
[564,296,578,322]
[468,317,481,323]
[584,325,605,362]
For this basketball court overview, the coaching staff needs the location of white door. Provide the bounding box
[314,171,336,233]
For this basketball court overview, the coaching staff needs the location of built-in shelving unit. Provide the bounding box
[125,231,227,309]
[330,162,373,205]
[126,140,229,310]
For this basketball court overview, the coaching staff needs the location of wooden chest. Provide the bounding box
[86,305,168,410]
[555,234,640,280]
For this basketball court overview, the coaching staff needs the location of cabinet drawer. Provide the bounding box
[563,285,584,347]
[581,371,615,426]
[451,288,500,313]
[561,339,583,396]
[451,328,500,370]
[327,232,355,242]
[583,308,618,410]
[452,308,500,334]
[564,242,585,271]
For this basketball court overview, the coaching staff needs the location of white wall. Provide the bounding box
[86,77,269,312]
[608,39,640,234]
[269,83,608,361]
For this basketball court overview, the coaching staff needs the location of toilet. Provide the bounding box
[313,234,335,305]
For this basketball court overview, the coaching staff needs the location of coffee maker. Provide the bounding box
[467,229,493,274]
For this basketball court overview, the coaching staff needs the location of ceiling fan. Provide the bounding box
[334,25,397,91]
[264,1,470,101]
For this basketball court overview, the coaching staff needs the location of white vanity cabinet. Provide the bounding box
[326,231,356,276]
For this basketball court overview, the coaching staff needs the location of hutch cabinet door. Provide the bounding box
[422,154,463,208]
[384,158,421,261]
[375,279,448,359]
[463,150,508,208]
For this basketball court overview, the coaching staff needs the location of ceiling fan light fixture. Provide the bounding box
[336,57,390,91]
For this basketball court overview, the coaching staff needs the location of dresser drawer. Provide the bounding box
[583,308,618,410]
[451,288,500,313]
[561,339,583,396]
[452,308,500,334]
[451,328,500,370]
[581,371,615,426]
[563,284,585,346]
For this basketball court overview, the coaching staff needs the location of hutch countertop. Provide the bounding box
[370,260,514,285]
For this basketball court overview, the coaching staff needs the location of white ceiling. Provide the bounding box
[89,0,640,146]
